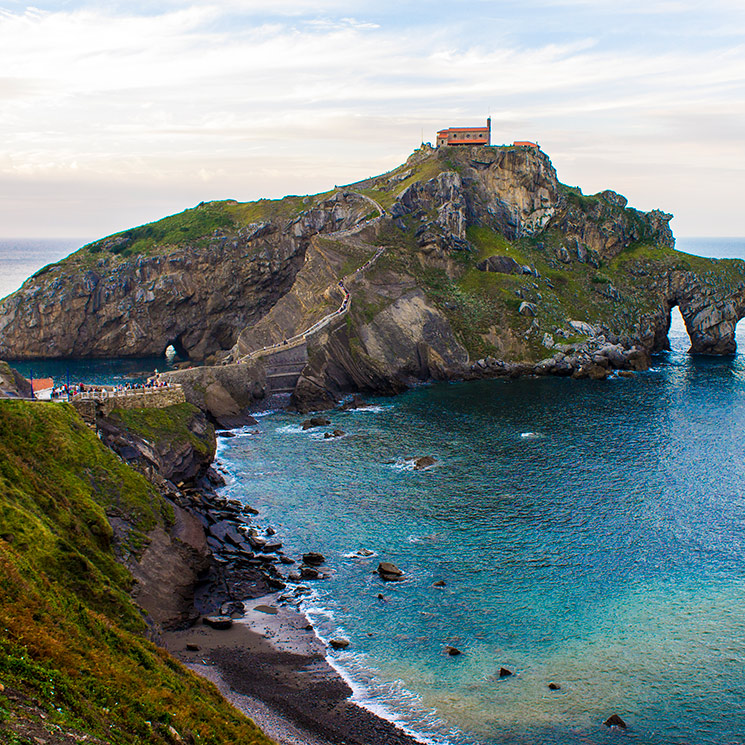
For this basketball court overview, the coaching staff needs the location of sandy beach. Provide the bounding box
[165,594,424,745]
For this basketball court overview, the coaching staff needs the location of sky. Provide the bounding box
[1,0,744,241]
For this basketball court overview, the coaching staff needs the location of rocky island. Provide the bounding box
[2,143,744,416]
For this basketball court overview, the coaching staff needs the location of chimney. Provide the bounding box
[487,117,491,145]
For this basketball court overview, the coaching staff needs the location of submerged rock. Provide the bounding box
[413,456,436,470]
[445,646,461,656]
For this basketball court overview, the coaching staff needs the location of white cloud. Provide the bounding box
[0,2,743,237]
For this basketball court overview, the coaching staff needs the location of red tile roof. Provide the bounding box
[31,378,54,392]
[438,127,490,134]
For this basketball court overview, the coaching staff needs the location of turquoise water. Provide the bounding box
[215,316,745,745]
[2,236,745,742]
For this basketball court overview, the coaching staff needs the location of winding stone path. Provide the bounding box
[239,194,386,370]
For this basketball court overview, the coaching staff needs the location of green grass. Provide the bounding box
[105,403,215,462]
[0,401,274,745]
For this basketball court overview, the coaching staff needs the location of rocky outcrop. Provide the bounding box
[0,193,373,362]
[159,361,266,427]
[642,270,745,355]
[127,504,211,629]
[547,189,674,261]
[98,403,216,485]
[0,361,32,398]
[477,255,522,274]
[291,288,469,411]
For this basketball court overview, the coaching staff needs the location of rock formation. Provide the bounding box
[0,193,373,362]
[2,143,745,410]
[0,360,32,398]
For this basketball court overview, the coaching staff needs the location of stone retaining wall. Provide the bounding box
[71,386,186,424]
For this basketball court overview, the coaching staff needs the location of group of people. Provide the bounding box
[50,378,171,399]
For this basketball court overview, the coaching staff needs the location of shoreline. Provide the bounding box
[164,594,427,745]
[170,425,433,745]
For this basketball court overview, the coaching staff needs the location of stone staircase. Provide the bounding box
[262,342,309,394]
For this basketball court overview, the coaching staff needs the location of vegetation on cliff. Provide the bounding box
[0,401,273,744]
[2,143,744,392]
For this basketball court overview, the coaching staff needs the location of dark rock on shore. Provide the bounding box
[203,615,234,630]
[340,395,365,410]
[300,566,322,580]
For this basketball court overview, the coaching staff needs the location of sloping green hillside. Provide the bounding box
[0,401,273,745]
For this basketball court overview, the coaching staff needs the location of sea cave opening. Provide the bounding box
[164,335,189,362]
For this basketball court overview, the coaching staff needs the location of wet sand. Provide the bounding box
[165,595,424,745]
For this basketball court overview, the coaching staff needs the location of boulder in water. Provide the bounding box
[377,561,404,580]
[604,714,627,729]
[548,682,561,690]
[329,638,350,650]
[499,667,513,678]
[303,551,326,565]
[302,417,331,430]
[413,456,436,470]
[445,645,462,656]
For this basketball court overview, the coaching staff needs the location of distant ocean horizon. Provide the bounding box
[1,236,745,302]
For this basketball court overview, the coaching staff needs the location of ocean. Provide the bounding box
[2,236,745,743]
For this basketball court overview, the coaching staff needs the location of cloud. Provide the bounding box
[0,2,744,236]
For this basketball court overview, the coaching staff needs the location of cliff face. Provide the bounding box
[0,192,372,362]
[0,360,32,398]
[0,400,274,744]
[2,144,744,408]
